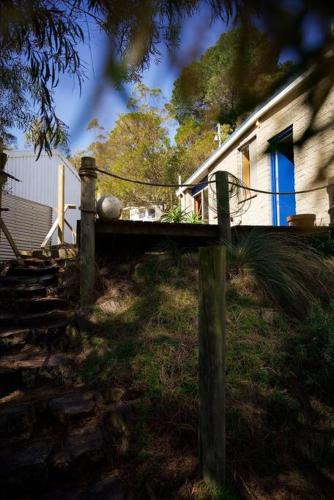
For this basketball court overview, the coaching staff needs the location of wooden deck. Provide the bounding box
[94,219,220,255]
[95,219,220,238]
[92,219,330,257]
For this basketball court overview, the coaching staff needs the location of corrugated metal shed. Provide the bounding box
[3,150,81,245]
[0,193,52,260]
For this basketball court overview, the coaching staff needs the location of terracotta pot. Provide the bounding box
[287,213,316,228]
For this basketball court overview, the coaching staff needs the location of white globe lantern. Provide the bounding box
[96,195,123,220]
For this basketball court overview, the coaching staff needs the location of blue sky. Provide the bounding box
[14,4,325,154]
[62,7,229,153]
[15,5,229,153]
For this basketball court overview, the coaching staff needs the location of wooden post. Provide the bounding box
[215,171,231,243]
[79,156,97,307]
[198,245,226,488]
[57,164,65,244]
[0,153,7,250]
[327,177,334,227]
[0,153,7,215]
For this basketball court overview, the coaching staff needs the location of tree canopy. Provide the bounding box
[170,26,294,129]
[73,82,233,209]
[83,86,177,207]
[174,117,231,177]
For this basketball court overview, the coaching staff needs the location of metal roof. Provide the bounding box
[5,149,80,181]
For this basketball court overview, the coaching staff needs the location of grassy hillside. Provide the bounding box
[79,245,334,499]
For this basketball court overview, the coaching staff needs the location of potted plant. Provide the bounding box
[287,213,316,228]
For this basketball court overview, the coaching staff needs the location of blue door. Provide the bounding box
[270,128,296,226]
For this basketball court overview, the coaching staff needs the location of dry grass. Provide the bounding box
[78,249,334,499]
[227,230,334,317]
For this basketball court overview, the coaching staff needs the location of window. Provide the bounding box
[138,208,145,219]
[194,193,202,215]
[240,138,257,190]
[202,188,209,222]
[147,208,155,218]
[241,145,250,187]
[193,189,208,221]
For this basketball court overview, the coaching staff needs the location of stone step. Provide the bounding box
[48,392,96,423]
[0,386,99,418]
[50,419,104,474]
[24,246,77,260]
[0,329,30,352]
[0,424,107,497]
[0,439,54,495]
[1,273,58,287]
[0,347,79,397]
[9,263,59,277]
[0,309,72,329]
[0,318,72,353]
[0,297,67,315]
[0,402,35,445]
[21,258,54,266]
[0,283,47,300]
[0,391,97,444]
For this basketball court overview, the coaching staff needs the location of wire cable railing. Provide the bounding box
[95,167,328,196]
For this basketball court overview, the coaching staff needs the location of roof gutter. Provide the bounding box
[176,69,311,197]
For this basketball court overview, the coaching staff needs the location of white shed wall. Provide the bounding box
[3,150,81,244]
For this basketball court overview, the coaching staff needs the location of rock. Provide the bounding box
[49,393,95,423]
[65,323,80,343]
[0,439,53,490]
[259,308,278,325]
[0,403,35,444]
[79,474,126,500]
[0,350,78,395]
[98,300,120,314]
[67,424,104,461]
[51,422,104,472]
[0,329,28,352]
[105,401,142,456]
[21,368,37,388]
[103,387,125,404]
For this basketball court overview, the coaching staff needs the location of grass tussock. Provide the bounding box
[228,230,334,317]
[79,237,334,498]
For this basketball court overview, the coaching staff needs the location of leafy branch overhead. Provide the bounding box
[1,1,334,166]
[170,27,294,129]
[0,0,85,155]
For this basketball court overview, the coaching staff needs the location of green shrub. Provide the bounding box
[161,205,202,224]
[160,205,188,223]
[185,212,202,224]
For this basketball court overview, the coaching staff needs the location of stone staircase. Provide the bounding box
[0,255,126,499]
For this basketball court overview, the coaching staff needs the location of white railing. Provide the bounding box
[41,204,76,248]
